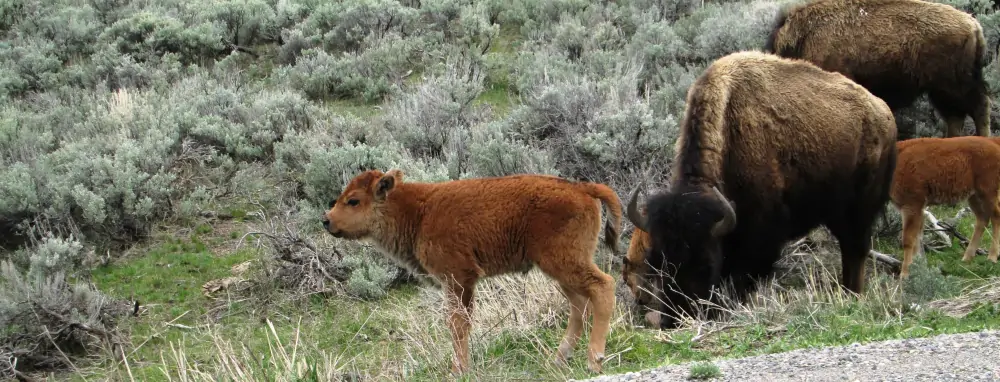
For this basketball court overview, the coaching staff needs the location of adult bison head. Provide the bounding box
[625,182,736,328]
[322,169,404,240]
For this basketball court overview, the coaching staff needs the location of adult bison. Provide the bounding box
[322,169,621,374]
[626,51,898,329]
[765,0,991,138]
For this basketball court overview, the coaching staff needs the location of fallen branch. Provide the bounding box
[936,219,989,257]
[165,323,198,330]
[949,207,971,226]
[869,250,901,268]
[923,210,952,246]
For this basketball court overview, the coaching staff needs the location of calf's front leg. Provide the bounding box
[445,278,476,375]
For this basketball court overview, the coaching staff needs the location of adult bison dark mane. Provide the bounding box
[627,51,898,329]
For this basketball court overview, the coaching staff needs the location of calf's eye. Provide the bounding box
[347,199,360,206]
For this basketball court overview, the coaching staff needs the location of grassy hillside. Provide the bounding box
[3,0,1000,380]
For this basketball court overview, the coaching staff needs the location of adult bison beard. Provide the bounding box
[645,263,722,329]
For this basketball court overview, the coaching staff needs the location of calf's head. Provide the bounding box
[323,169,404,239]
[621,232,646,303]
[625,182,736,328]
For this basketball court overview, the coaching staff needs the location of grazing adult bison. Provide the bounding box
[322,169,622,374]
[625,51,898,329]
[890,136,1000,278]
[765,0,991,138]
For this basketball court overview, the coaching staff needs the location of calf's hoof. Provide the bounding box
[450,361,469,376]
[553,352,570,366]
[587,353,605,374]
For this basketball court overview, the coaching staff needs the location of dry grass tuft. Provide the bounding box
[927,277,1000,318]
[154,319,355,382]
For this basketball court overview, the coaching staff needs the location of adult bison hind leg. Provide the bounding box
[928,89,989,138]
[972,91,992,137]
[827,217,877,295]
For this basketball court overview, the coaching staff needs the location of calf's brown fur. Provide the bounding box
[766,0,991,138]
[622,226,650,302]
[622,224,662,327]
[322,169,622,374]
[890,137,1000,278]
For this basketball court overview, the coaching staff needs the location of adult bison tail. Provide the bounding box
[579,183,624,255]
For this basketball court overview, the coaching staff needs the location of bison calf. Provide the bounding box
[766,0,991,138]
[322,169,622,374]
[891,136,1000,278]
[619,205,663,327]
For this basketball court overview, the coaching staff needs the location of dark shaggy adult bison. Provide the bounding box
[626,51,898,329]
[765,0,991,138]
[323,169,622,374]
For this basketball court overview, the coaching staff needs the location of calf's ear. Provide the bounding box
[374,169,403,201]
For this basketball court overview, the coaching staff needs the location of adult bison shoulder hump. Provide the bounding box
[765,0,990,138]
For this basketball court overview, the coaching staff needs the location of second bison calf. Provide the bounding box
[891,136,1000,278]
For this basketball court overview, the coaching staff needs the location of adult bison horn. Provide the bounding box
[710,186,737,238]
[626,183,648,231]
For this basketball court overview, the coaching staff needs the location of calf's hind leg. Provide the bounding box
[962,197,991,262]
[988,201,1000,263]
[555,285,590,364]
[536,256,615,373]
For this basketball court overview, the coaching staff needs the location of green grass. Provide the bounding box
[473,81,517,117]
[688,361,722,380]
[85,236,257,379]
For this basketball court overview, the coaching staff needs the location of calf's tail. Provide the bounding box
[578,183,624,254]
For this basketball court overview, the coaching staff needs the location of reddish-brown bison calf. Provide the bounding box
[322,169,622,374]
[623,223,662,326]
[891,136,1000,278]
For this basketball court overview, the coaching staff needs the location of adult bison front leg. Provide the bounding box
[443,276,477,375]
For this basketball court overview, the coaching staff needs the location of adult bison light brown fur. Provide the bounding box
[322,169,622,374]
[765,0,991,138]
[626,51,898,329]
[890,136,1000,278]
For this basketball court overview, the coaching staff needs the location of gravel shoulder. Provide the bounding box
[577,330,1000,382]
